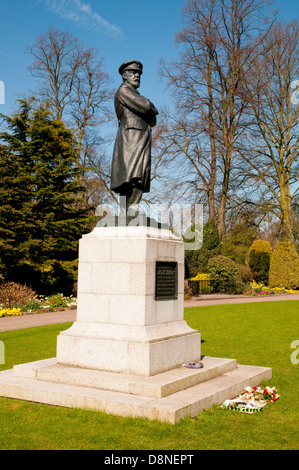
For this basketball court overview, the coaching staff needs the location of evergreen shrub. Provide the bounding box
[207,255,244,294]
[236,263,254,284]
[8,260,78,296]
[185,218,220,277]
[269,242,299,289]
[221,219,257,264]
[248,240,272,283]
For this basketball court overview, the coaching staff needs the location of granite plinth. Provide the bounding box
[56,225,201,376]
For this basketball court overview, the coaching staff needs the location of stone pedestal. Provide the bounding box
[56,224,201,376]
[0,222,272,423]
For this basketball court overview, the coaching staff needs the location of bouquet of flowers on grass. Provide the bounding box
[222,398,264,413]
[244,385,279,403]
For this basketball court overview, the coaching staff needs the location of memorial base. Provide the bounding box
[56,224,201,376]
[0,224,272,423]
[0,356,272,424]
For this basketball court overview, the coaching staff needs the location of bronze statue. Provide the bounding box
[111,60,159,212]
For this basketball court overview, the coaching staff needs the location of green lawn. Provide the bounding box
[0,300,298,450]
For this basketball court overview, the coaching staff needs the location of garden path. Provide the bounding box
[0,293,298,332]
[184,292,299,307]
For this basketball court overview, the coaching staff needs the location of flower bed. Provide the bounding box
[0,308,23,318]
[243,280,298,296]
[0,294,77,316]
[37,294,77,312]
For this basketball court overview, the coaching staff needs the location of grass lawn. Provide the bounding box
[0,300,298,450]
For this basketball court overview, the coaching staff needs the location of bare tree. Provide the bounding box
[26,28,80,120]
[159,0,275,238]
[69,48,113,167]
[240,21,299,242]
[26,28,115,206]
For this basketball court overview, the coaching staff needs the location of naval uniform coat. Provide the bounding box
[111,82,159,195]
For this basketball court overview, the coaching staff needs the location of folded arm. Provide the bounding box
[118,85,159,126]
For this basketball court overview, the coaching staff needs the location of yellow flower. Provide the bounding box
[0,307,22,317]
[189,273,210,281]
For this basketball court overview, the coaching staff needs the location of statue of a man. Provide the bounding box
[111,60,159,213]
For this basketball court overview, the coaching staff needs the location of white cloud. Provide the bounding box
[44,0,123,37]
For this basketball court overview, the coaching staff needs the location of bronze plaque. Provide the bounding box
[155,261,178,300]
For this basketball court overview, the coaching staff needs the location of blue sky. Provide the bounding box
[0,0,298,118]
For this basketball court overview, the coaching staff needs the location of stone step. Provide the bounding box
[0,358,272,424]
[13,356,237,398]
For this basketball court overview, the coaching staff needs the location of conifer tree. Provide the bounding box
[0,101,36,277]
[0,145,32,277]
[248,240,272,284]
[0,99,93,293]
[185,218,221,277]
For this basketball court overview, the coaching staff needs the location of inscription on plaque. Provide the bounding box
[155,261,178,300]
